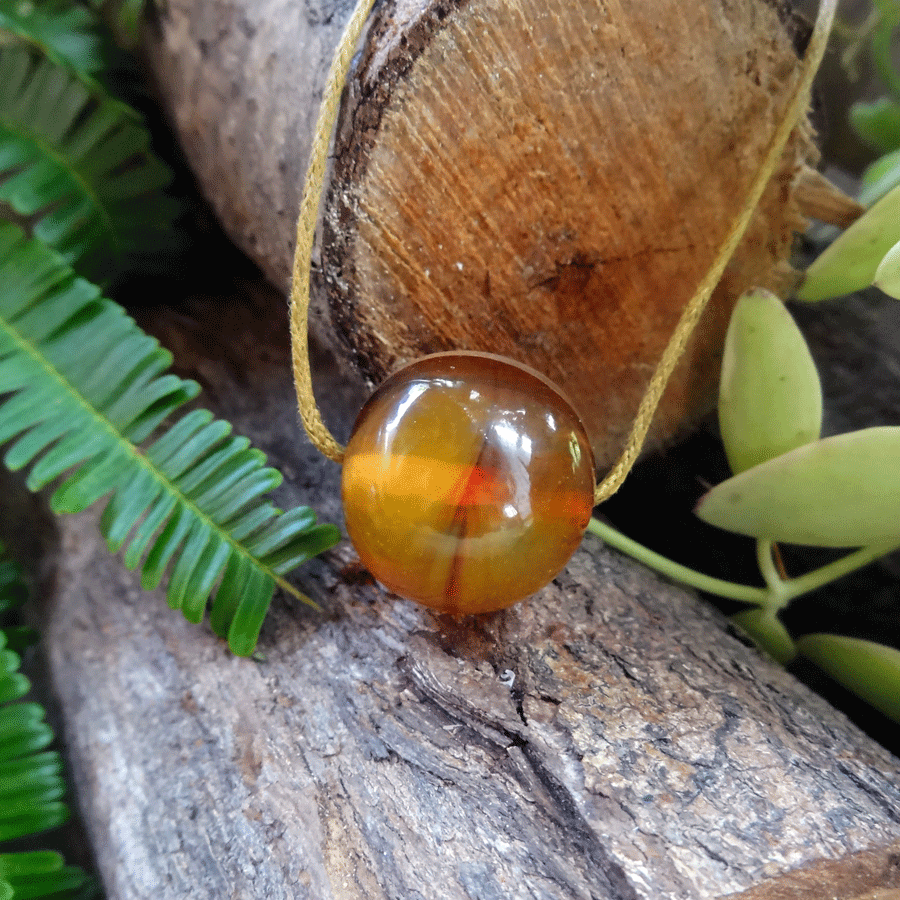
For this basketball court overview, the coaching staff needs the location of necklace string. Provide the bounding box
[289,0,378,465]
[289,0,838,504]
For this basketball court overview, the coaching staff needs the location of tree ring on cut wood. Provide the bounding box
[321,0,816,469]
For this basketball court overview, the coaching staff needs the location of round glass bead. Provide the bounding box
[341,352,596,614]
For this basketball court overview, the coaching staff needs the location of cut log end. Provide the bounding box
[322,0,816,468]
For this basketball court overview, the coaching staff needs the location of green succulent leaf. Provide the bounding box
[0,223,340,655]
[719,289,821,475]
[797,184,900,301]
[0,47,180,282]
[796,633,900,723]
[849,97,900,154]
[696,426,900,547]
[874,237,900,299]
[731,608,796,666]
[859,147,900,207]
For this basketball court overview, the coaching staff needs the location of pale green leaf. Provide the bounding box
[0,0,113,84]
[874,237,900,299]
[797,184,900,301]
[796,634,900,723]
[719,289,821,474]
[696,427,900,547]
[859,148,900,206]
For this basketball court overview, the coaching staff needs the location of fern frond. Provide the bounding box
[0,223,340,655]
[0,631,67,847]
[87,0,147,49]
[0,642,28,708]
[0,623,92,899]
[0,548,26,617]
[0,851,91,900]
[0,0,116,91]
[0,47,180,281]
[0,551,35,656]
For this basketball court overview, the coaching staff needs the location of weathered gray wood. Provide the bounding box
[28,286,900,900]
[143,0,356,291]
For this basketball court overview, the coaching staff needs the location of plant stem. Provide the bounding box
[755,539,784,597]
[586,517,769,604]
[587,518,900,610]
[777,539,900,605]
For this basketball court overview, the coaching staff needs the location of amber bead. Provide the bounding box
[341,352,595,614]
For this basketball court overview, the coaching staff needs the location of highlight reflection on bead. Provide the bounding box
[341,352,595,614]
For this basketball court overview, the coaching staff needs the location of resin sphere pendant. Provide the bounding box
[341,352,596,614]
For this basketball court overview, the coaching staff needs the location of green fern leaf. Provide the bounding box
[0,223,340,654]
[0,632,67,845]
[0,852,89,900]
[0,625,92,898]
[0,703,54,767]
[0,550,26,615]
[0,0,115,89]
[0,647,29,704]
[4,866,90,899]
[0,47,180,281]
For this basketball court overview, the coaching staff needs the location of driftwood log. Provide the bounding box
[143,0,822,469]
[20,283,900,900]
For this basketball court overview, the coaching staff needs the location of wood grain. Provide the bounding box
[323,0,814,468]
[144,0,815,469]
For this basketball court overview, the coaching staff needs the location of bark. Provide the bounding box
[144,0,817,469]
[22,282,900,900]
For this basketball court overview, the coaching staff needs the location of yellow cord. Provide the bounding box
[288,0,838,498]
[592,0,837,503]
[289,0,377,463]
